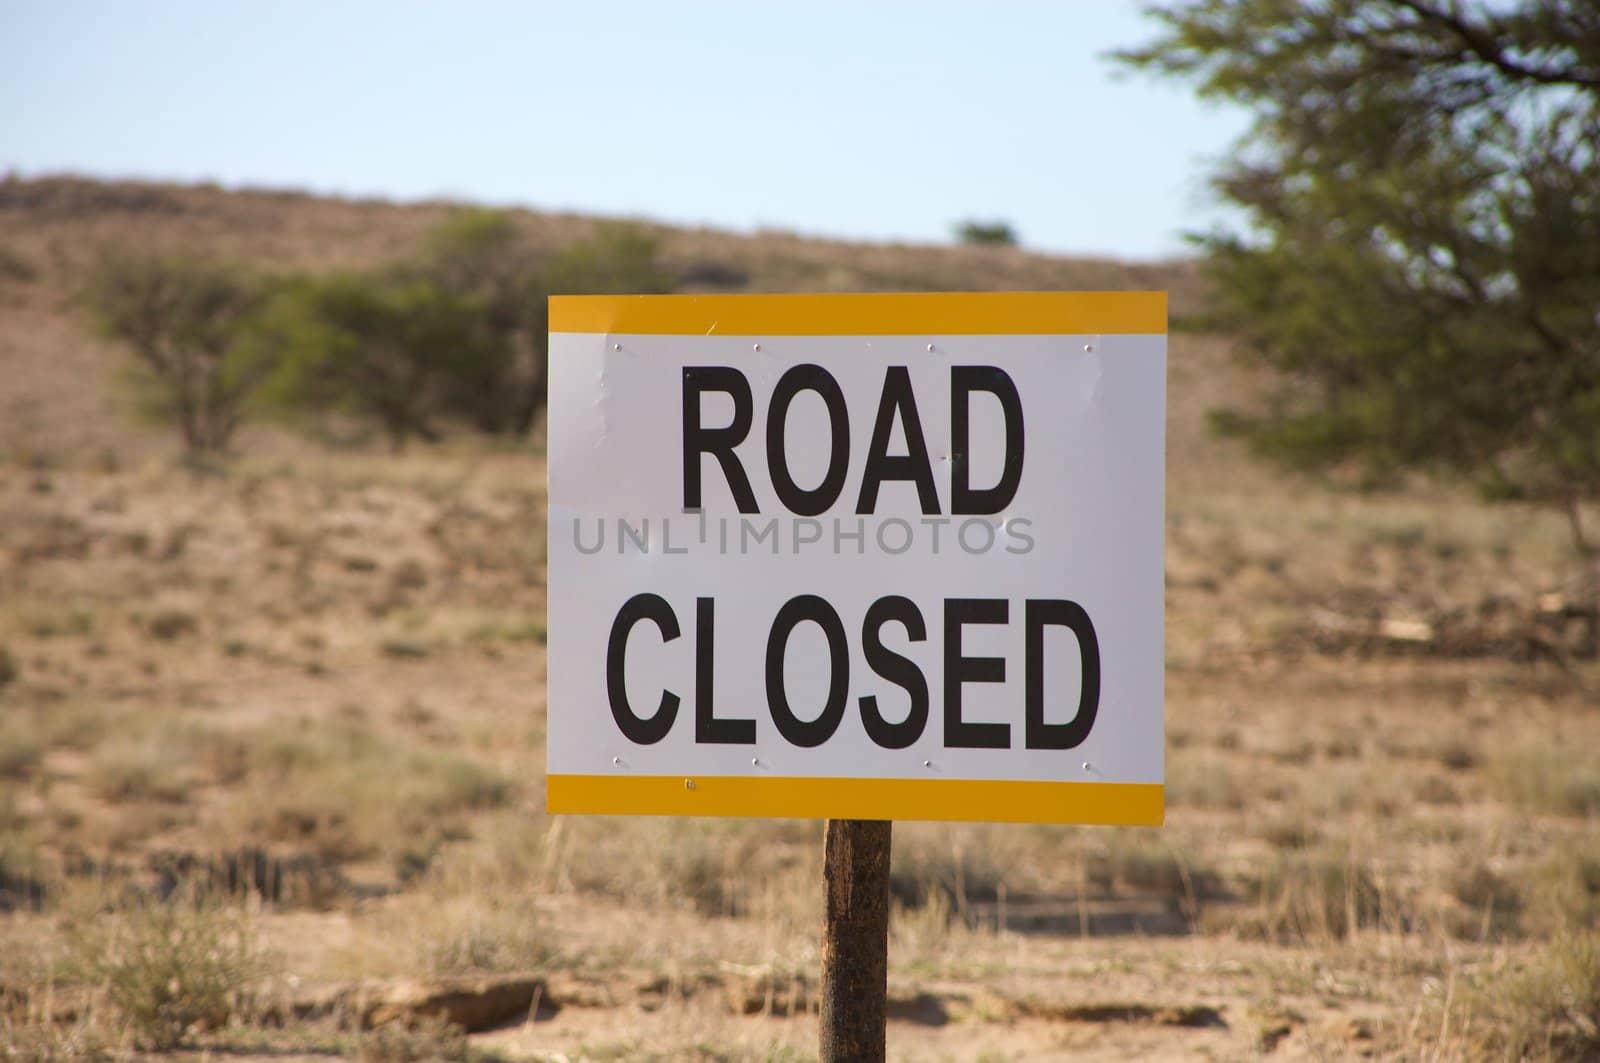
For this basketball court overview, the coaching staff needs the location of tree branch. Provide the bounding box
[1392,0,1600,89]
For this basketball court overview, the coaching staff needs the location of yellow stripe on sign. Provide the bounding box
[548,291,1166,337]
[546,774,1164,825]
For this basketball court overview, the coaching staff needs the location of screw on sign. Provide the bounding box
[546,292,1168,1060]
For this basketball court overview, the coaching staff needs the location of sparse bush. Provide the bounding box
[83,714,245,806]
[1492,746,1600,818]
[19,603,95,640]
[87,741,189,804]
[1258,817,1321,851]
[1165,752,1246,810]
[0,717,43,779]
[1088,833,1226,915]
[0,833,50,912]
[463,613,547,647]
[83,250,270,455]
[414,895,551,976]
[1451,863,1523,940]
[1438,739,1479,772]
[953,219,1019,247]
[1230,851,1386,942]
[655,842,752,917]
[1526,843,1600,938]
[890,832,1006,918]
[676,258,749,289]
[0,244,37,284]
[0,1014,114,1062]
[29,702,111,753]
[380,636,431,659]
[535,817,801,920]
[237,720,511,863]
[1416,773,1462,805]
[357,1015,473,1063]
[68,890,263,1050]
[142,607,198,642]
[1477,932,1600,1062]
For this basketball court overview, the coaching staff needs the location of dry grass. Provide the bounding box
[1457,933,1600,1062]
[1,176,1598,1059]
[0,720,45,780]
[226,717,514,866]
[1490,746,1600,818]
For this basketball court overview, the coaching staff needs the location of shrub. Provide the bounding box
[952,219,1019,247]
[386,213,676,439]
[82,250,269,455]
[0,244,37,284]
[542,223,676,297]
[1480,933,1600,1062]
[1232,851,1386,942]
[237,719,512,863]
[418,209,547,435]
[0,1015,114,1062]
[525,223,677,431]
[0,716,43,779]
[70,891,262,1050]
[1492,746,1600,818]
[1526,842,1600,938]
[86,743,189,805]
[414,895,551,976]
[1165,752,1246,810]
[0,833,49,912]
[142,608,198,642]
[252,271,514,452]
[1450,863,1523,940]
[357,1015,474,1063]
[889,832,1006,919]
[19,603,95,640]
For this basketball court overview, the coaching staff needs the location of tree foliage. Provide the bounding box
[527,222,676,426]
[542,222,676,297]
[418,209,546,434]
[414,213,676,435]
[953,218,1020,247]
[1118,1,1600,550]
[83,251,268,455]
[253,272,512,452]
[85,213,680,455]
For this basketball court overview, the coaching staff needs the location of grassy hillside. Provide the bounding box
[0,175,1206,463]
[1,177,1596,1061]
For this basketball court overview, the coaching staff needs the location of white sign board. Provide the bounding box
[546,292,1165,824]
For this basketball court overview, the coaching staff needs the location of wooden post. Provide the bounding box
[820,818,892,1063]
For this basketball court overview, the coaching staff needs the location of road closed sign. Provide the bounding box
[546,292,1165,825]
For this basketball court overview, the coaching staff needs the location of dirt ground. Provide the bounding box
[2,178,1597,1061]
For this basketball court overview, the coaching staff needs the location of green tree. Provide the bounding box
[416,213,677,435]
[1119,0,1600,649]
[953,218,1020,247]
[527,223,677,426]
[83,251,268,455]
[542,222,676,297]
[420,208,547,434]
[254,272,512,452]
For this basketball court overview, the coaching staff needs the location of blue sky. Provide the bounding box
[1,2,1248,260]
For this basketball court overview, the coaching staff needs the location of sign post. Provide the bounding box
[545,291,1168,1059]
[820,819,891,1062]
